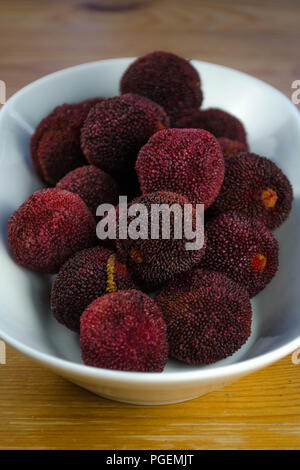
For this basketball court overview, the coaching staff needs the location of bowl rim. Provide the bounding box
[1,57,300,385]
[1,329,300,384]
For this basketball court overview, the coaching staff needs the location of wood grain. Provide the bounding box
[0,346,299,449]
[1,0,300,100]
[0,0,300,450]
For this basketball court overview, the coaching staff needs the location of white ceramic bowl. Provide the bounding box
[0,59,300,405]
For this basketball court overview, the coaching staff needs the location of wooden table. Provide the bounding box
[0,0,299,450]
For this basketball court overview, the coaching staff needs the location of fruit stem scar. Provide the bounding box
[262,188,278,208]
[130,248,143,264]
[252,253,267,273]
[106,254,117,293]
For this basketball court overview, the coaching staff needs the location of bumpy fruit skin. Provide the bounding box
[210,153,293,230]
[80,93,169,173]
[174,108,248,146]
[217,137,248,159]
[80,289,169,372]
[116,191,206,289]
[51,246,137,332]
[31,98,104,183]
[57,165,120,216]
[120,51,203,125]
[199,212,279,297]
[156,269,252,364]
[136,128,224,209]
[37,128,86,185]
[8,189,96,274]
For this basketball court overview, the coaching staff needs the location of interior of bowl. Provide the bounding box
[0,58,299,376]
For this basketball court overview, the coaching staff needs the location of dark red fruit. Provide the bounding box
[156,269,252,364]
[174,108,247,146]
[31,98,104,183]
[80,289,169,372]
[51,246,137,332]
[116,191,206,289]
[8,188,96,274]
[120,51,203,125]
[217,137,248,159]
[210,153,293,230]
[81,93,169,173]
[57,165,120,216]
[199,211,279,297]
[136,128,224,209]
[37,128,86,185]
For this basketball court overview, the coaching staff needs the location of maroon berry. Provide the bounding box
[156,269,252,364]
[174,108,247,146]
[8,188,96,274]
[199,212,279,297]
[51,246,137,332]
[57,165,120,216]
[116,191,206,289]
[121,51,203,125]
[210,153,293,230]
[81,93,169,173]
[136,128,224,209]
[31,98,104,183]
[80,290,169,372]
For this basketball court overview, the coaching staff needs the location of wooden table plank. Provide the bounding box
[0,0,299,450]
[0,346,300,449]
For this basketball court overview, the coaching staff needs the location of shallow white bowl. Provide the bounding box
[0,59,300,405]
